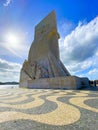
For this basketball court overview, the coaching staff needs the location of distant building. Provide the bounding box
[89,80,98,87]
[94,80,98,87]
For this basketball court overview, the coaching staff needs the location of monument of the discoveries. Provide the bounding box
[19,11,89,89]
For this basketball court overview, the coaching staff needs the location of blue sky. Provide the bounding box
[0,0,98,82]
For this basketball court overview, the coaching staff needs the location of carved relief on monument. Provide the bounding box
[32,62,49,79]
[22,60,50,80]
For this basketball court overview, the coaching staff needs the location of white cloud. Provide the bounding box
[59,16,98,80]
[60,16,98,63]
[66,60,93,74]
[88,68,98,75]
[0,58,22,82]
[96,51,98,56]
[3,0,12,7]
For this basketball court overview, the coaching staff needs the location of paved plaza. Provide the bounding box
[0,88,98,130]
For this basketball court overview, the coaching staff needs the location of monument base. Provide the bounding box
[19,76,89,90]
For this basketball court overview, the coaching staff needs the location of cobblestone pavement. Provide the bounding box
[0,88,98,130]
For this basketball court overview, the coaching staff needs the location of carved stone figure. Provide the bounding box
[31,61,37,79]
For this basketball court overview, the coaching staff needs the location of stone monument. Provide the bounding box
[19,11,89,89]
